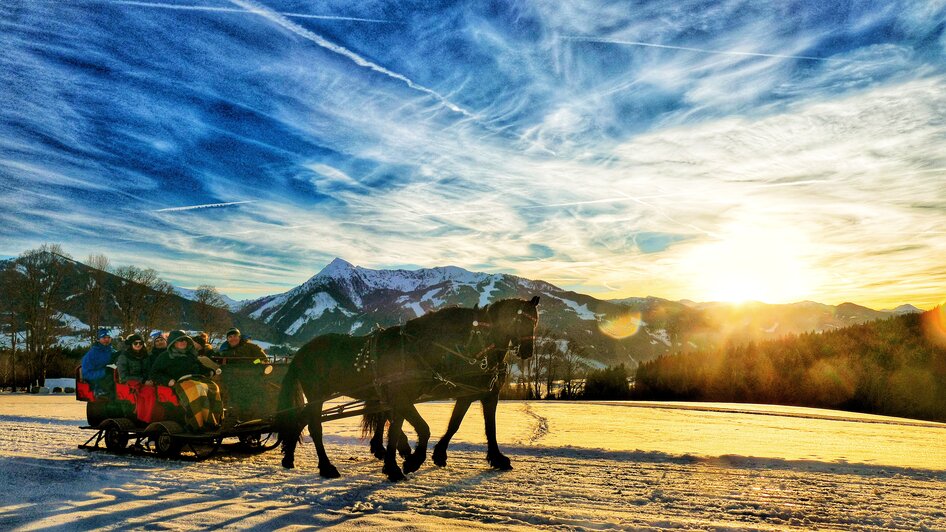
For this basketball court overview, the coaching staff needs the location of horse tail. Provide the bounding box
[361,408,388,440]
[276,359,303,439]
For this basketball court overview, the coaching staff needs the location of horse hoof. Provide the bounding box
[432,445,447,467]
[383,465,406,482]
[370,443,385,460]
[281,457,295,469]
[403,454,425,474]
[487,453,512,470]
[319,465,340,478]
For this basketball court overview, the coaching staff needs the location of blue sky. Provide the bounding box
[1,0,945,307]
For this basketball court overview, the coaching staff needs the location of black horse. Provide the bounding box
[276,296,539,481]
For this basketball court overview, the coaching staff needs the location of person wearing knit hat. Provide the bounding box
[82,329,116,396]
[218,327,268,364]
[116,333,152,384]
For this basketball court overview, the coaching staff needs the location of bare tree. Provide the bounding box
[142,280,179,335]
[193,285,231,341]
[559,336,588,399]
[85,253,110,342]
[0,264,23,389]
[14,244,71,384]
[113,266,178,337]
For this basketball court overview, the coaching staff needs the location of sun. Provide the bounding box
[681,224,819,304]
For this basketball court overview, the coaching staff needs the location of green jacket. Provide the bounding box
[150,344,203,385]
[116,348,152,383]
[217,339,268,363]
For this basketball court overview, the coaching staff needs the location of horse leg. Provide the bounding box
[432,397,473,467]
[369,413,411,460]
[401,404,430,474]
[381,408,407,482]
[369,416,386,460]
[281,403,309,470]
[281,421,301,469]
[482,393,512,470]
[305,401,339,478]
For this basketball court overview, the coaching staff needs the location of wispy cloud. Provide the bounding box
[3,0,945,308]
[110,0,395,23]
[560,35,859,62]
[154,200,257,213]
[228,0,475,118]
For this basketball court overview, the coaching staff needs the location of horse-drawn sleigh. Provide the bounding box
[76,297,540,481]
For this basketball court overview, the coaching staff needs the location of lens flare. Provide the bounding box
[599,312,642,339]
[921,305,946,347]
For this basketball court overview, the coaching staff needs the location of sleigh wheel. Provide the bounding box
[150,423,183,458]
[103,420,129,452]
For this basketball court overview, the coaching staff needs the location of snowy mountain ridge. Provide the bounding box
[173,286,247,312]
[239,258,600,350]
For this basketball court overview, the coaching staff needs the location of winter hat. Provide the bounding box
[126,333,145,346]
[166,330,194,346]
[97,328,111,339]
[150,331,164,340]
[225,328,241,338]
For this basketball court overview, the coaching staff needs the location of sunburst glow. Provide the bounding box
[681,224,820,304]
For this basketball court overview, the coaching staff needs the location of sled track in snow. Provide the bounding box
[521,403,549,444]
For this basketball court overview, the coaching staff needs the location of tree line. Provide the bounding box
[0,244,233,389]
[633,309,946,421]
[501,329,633,400]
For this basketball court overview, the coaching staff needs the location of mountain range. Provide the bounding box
[0,252,922,366]
[234,258,922,366]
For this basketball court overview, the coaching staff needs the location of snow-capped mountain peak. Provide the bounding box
[314,257,356,280]
[241,259,568,341]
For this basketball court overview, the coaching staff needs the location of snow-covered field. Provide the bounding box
[2,396,945,530]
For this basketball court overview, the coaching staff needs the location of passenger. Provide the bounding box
[150,331,168,358]
[81,329,117,397]
[217,328,268,364]
[193,331,214,358]
[116,333,153,384]
[149,330,222,430]
[149,330,205,386]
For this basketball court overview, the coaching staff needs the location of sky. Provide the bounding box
[1,0,945,309]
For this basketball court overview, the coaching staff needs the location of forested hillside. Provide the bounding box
[634,309,946,421]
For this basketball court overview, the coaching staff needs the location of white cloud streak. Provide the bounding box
[560,35,866,63]
[227,0,476,118]
[110,0,395,23]
[155,200,257,213]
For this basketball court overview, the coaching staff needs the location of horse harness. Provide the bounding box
[352,316,514,402]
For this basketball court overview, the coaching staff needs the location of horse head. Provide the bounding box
[484,296,540,360]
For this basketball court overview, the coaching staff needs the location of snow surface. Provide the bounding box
[58,313,89,332]
[2,396,945,530]
[543,292,599,321]
[284,293,353,335]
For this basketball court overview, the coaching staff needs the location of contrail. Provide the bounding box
[155,200,256,212]
[561,35,854,62]
[229,0,475,118]
[110,0,393,23]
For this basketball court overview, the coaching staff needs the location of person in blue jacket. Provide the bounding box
[81,328,116,396]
